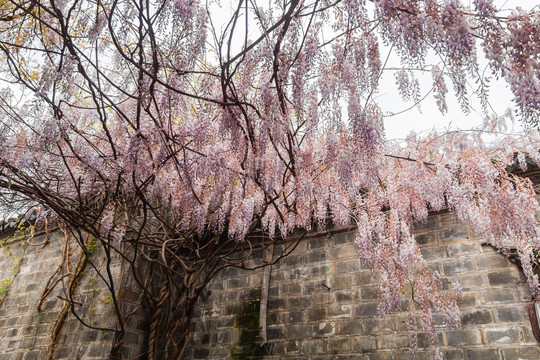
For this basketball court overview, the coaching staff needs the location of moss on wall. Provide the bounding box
[231,297,265,360]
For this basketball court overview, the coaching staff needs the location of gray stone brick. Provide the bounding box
[298,339,327,354]
[307,307,327,321]
[495,306,529,322]
[335,290,356,302]
[329,245,355,259]
[465,348,500,360]
[482,288,515,304]
[360,286,378,300]
[487,270,522,286]
[460,309,492,326]
[314,321,336,336]
[306,251,327,263]
[308,237,329,250]
[476,253,511,269]
[288,296,310,308]
[328,337,351,353]
[376,334,409,349]
[354,303,378,317]
[397,350,431,360]
[364,318,393,333]
[415,232,436,245]
[351,335,377,352]
[331,275,353,290]
[310,264,333,277]
[445,329,482,346]
[338,320,364,335]
[502,347,540,360]
[332,232,354,247]
[282,310,303,323]
[328,304,353,318]
[484,327,520,343]
[442,349,464,360]
[420,246,447,260]
[439,225,468,242]
[288,267,310,280]
[442,258,474,275]
[412,216,438,231]
[447,241,479,256]
[456,273,485,289]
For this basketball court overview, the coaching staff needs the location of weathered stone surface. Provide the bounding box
[4,173,540,360]
[445,329,482,346]
[460,309,493,326]
[484,327,520,343]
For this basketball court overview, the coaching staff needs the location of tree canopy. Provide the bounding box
[0,0,539,358]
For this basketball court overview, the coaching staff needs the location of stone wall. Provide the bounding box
[0,168,539,359]
[187,215,540,359]
[0,228,148,360]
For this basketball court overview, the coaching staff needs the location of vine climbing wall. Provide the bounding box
[0,168,539,360]
[0,227,148,360]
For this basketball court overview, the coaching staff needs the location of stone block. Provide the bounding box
[441,349,464,360]
[314,321,336,336]
[354,303,378,317]
[288,267,309,280]
[376,334,409,349]
[460,309,492,326]
[465,348,500,360]
[306,251,327,264]
[481,288,515,304]
[308,237,329,250]
[335,260,359,274]
[266,326,283,341]
[267,298,286,310]
[351,335,377,352]
[456,273,485,289]
[226,277,247,289]
[445,329,482,346]
[415,232,436,245]
[484,327,520,344]
[281,282,302,295]
[396,350,431,360]
[307,307,327,322]
[520,326,538,343]
[502,347,540,360]
[439,225,468,242]
[288,296,310,308]
[447,241,479,256]
[338,320,364,335]
[364,318,393,333]
[298,339,327,354]
[495,306,529,323]
[281,254,306,267]
[361,286,378,300]
[193,348,210,359]
[331,275,352,290]
[335,290,356,302]
[329,244,355,259]
[328,304,353,318]
[442,258,474,275]
[487,270,522,286]
[332,232,354,247]
[412,216,438,231]
[328,337,351,353]
[282,310,303,323]
[310,264,333,277]
[476,253,511,269]
[420,246,447,260]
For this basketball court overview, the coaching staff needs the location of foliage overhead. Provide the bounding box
[0,0,539,358]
